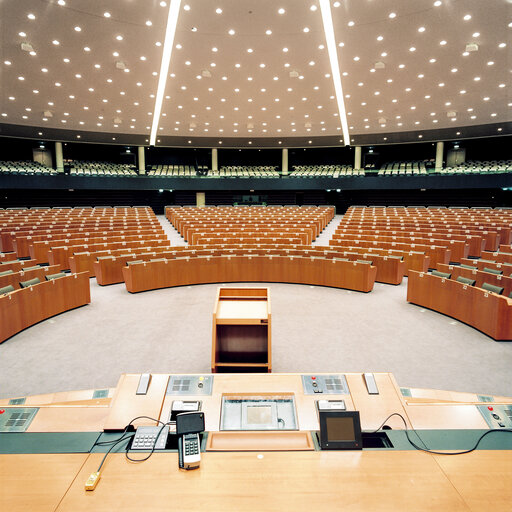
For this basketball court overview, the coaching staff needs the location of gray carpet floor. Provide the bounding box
[1,214,511,399]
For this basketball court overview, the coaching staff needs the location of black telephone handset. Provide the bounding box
[176,411,205,471]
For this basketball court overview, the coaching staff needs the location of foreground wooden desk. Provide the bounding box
[1,372,511,512]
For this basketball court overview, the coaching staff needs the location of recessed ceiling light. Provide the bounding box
[74,26,81,31]
[75,73,81,78]
[310,5,317,11]
[377,35,383,41]
[18,31,26,37]
[184,4,191,10]
[498,42,506,48]
[462,51,469,56]
[191,27,197,32]
[282,47,288,52]
[398,64,405,69]
[309,60,315,65]
[210,62,216,67]
[440,40,447,45]
[116,35,123,41]
[460,90,466,94]
[58,0,66,5]
[228,29,235,35]
[472,32,480,38]
[278,8,285,14]
[156,41,162,46]
[266,29,272,35]
[389,12,396,19]
[409,47,416,52]
[33,89,39,93]
[8,96,15,100]
[52,40,60,45]
[216,8,222,14]
[487,61,494,66]
[235,63,240,68]
[146,20,152,26]
[438,82,445,87]
[451,68,458,73]
[185,61,191,65]
[27,13,35,20]
[18,76,25,80]
[259,63,265,68]
[104,12,111,18]
[499,83,506,88]
[83,47,90,52]
[429,58,436,63]
[247,48,253,53]
[434,1,442,6]
[304,27,310,32]
[463,14,471,20]
[474,76,480,81]
[418,27,426,32]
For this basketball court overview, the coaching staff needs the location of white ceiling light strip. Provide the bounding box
[319,0,351,145]
[150,0,182,146]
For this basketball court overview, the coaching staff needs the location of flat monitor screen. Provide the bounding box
[326,416,355,442]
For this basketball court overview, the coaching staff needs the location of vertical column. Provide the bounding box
[196,192,205,207]
[55,142,64,173]
[435,141,444,171]
[281,148,288,175]
[211,148,218,172]
[354,146,362,170]
[138,146,146,174]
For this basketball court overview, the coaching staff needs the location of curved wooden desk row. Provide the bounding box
[0,265,60,289]
[189,230,313,245]
[195,237,306,247]
[459,258,512,276]
[0,271,90,344]
[336,228,486,257]
[340,223,511,247]
[69,246,177,277]
[93,246,399,286]
[0,251,17,263]
[0,259,40,274]
[1,224,161,252]
[30,234,168,264]
[19,229,165,259]
[191,231,311,245]
[407,271,512,341]
[330,238,450,268]
[482,250,512,265]
[332,233,468,262]
[436,263,512,298]
[181,223,319,241]
[122,255,377,293]
[49,240,171,271]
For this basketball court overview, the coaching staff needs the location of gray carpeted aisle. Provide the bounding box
[1,277,511,399]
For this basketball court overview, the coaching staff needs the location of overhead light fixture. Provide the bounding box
[150,0,182,146]
[319,0,350,145]
[465,43,479,52]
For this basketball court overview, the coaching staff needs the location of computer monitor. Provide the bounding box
[318,410,362,450]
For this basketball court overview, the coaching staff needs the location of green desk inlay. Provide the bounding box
[400,387,412,397]
[92,389,109,399]
[0,432,101,454]
[477,395,495,403]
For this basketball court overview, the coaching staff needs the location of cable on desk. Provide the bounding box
[372,412,512,455]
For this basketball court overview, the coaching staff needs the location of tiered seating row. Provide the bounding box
[167,206,335,242]
[0,265,61,290]
[0,272,91,344]
[212,166,280,178]
[122,256,377,294]
[407,271,512,341]
[290,165,359,177]
[436,264,512,298]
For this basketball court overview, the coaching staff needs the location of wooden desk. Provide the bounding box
[407,271,512,340]
[56,451,470,512]
[212,287,271,373]
[0,272,91,344]
[122,256,377,293]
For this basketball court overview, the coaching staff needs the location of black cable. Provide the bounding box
[372,412,512,455]
[125,422,170,463]
[90,415,169,471]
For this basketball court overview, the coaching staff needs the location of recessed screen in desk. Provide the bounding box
[166,375,214,396]
[326,417,356,442]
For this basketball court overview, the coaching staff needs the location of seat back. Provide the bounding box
[45,272,66,281]
[19,277,41,288]
[432,270,451,279]
[483,267,503,275]
[456,276,476,286]
[0,284,15,295]
[481,282,504,295]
